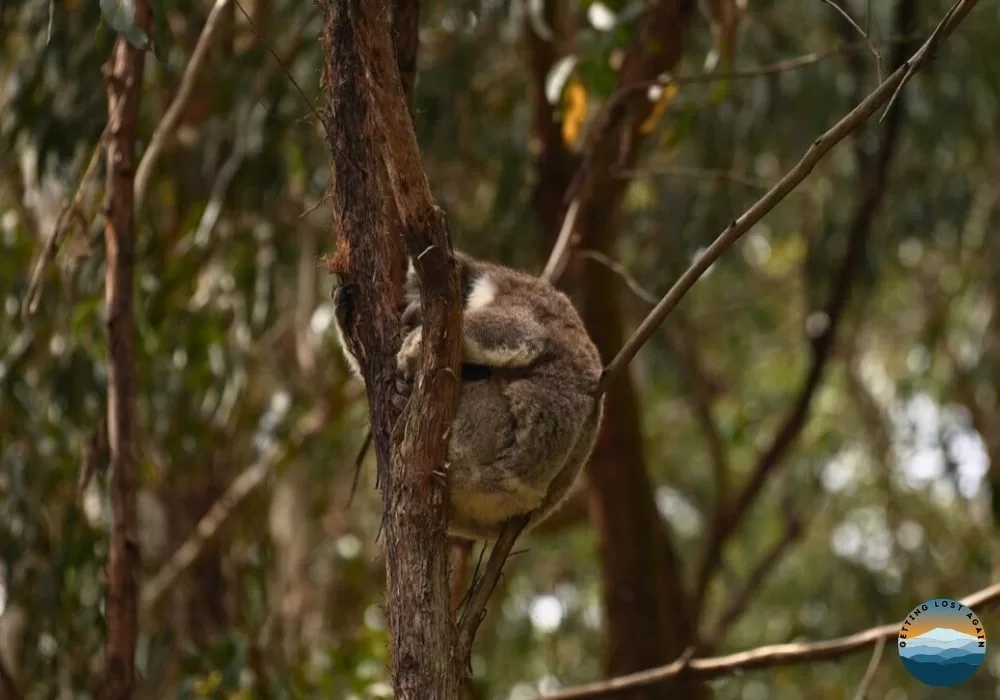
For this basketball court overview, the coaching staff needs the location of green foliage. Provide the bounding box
[2,1,1000,699]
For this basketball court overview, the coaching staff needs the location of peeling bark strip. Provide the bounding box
[100,16,149,700]
[317,1,465,697]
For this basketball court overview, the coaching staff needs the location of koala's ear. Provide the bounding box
[332,282,359,330]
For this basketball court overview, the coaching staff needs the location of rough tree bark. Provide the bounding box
[529,2,706,697]
[317,1,465,697]
[100,10,149,700]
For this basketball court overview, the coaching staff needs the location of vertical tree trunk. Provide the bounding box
[527,1,708,696]
[318,1,464,697]
[100,17,149,700]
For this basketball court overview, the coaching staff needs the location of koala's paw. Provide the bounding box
[391,328,421,412]
[396,328,423,380]
[392,371,414,413]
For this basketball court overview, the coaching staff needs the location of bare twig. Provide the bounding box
[596,0,977,396]
[821,0,882,81]
[541,197,580,282]
[141,451,277,611]
[881,0,966,121]
[576,249,659,305]
[134,0,233,210]
[449,538,474,612]
[852,634,886,700]
[234,0,327,137]
[22,120,113,317]
[141,407,328,612]
[541,580,1000,699]
[700,504,805,651]
[457,515,531,657]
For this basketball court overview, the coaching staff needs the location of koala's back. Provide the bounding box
[461,255,602,385]
[435,253,604,539]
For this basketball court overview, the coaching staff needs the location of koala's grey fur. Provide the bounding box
[332,251,604,540]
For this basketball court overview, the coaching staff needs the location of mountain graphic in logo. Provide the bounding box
[898,599,987,687]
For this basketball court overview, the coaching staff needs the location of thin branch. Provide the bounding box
[852,634,886,700]
[457,515,531,657]
[234,0,327,137]
[541,580,1000,699]
[22,119,113,317]
[541,197,580,282]
[141,407,328,613]
[133,0,233,210]
[689,0,921,616]
[449,538,474,612]
[596,0,976,396]
[821,0,882,81]
[699,502,805,651]
[141,452,276,612]
[881,0,966,121]
[576,249,659,305]
[577,248,733,513]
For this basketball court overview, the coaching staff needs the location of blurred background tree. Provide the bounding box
[1,0,998,698]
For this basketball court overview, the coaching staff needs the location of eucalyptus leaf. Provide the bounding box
[587,2,617,31]
[98,0,150,49]
[545,55,578,105]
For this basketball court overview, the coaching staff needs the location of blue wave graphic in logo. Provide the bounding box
[899,627,987,687]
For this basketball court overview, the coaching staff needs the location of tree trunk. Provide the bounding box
[100,15,149,700]
[317,1,465,696]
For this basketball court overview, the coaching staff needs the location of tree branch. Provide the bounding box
[689,0,923,614]
[140,406,328,614]
[133,0,233,210]
[541,580,1000,699]
[99,7,150,698]
[852,634,886,700]
[699,497,806,652]
[456,515,530,657]
[597,0,975,395]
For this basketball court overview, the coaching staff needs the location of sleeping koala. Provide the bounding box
[332,251,604,540]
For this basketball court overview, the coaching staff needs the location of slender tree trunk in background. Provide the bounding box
[528,1,708,696]
[576,201,707,700]
[100,17,149,700]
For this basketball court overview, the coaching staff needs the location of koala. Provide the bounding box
[332,251,604,540]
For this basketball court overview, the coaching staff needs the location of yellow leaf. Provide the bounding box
[193,671,222,696]
[639,82,678,135]
[561,79,588,148]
